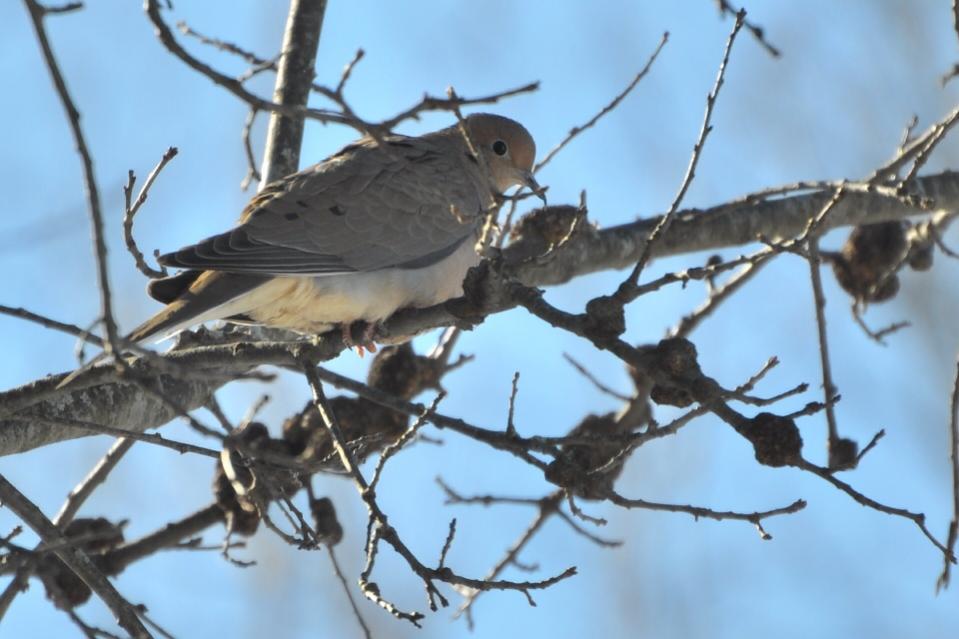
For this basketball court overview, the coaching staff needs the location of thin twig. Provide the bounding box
[240,108,261,189]
[607,491,806,541]
[898,114,920,152]
[454,493,563,626]
[851,304,910,345]
[312,366,558,466]
[438,519,457,569]
[25,0,121,360]
[0,304,103,346]
[873,103,959,181]
[437,478,545,508]
[799,459,955,561]
[670,252,770,338]
[145,0,348,129]
[327,546,372,639]
[615,9,746,300]
[943,0,959,85]
[38,1,84,14]
[534,32,668,173]
[335,48,364,95]
[31,415,221,459]
[898,106,959,187]
[369,392,446,493]
[56,438,136,526]
[938,359,959,591]
[563,353,631,401]
[99,505,225,574]
[855,429,886,465]
[302,363,575,625]
[806,236,841,457]
[713,0,781,57]
[377,82,540,132]
[177,20,267,66]
[554,509,623,547]
[506,372,521,436]
[123,146,177,278]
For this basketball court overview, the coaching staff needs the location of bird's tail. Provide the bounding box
[127,271,271,343]
[55,271,272,390]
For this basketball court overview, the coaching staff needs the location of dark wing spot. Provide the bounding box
[387,140,414,148]
[330,205,346,216]
[284,212,299,221]
[296,200,310,208]
[408,152,440,164]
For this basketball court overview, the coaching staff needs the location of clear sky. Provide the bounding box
[3,1,959,638]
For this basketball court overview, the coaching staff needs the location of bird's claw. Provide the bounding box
[340,321,379,357]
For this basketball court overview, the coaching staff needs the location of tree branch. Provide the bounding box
[259,0,327,184]
[0,474,151,638]
[3,171,958,456]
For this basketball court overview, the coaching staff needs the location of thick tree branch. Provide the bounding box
[3,171,958,456]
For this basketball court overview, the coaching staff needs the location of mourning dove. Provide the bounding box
[127,113,540,350]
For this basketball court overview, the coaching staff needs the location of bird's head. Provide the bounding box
[465,113,543,201]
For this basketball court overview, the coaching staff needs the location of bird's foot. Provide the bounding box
[340,321,379,357]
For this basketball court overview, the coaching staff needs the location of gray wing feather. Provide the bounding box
[160,137,486,275]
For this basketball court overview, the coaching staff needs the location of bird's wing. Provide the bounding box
[159,139,487,275]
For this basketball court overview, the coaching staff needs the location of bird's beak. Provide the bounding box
[521,170,547,207]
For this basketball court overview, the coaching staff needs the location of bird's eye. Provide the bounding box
[492,140,508,156]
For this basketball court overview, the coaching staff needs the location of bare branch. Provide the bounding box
[806,236,843,465]
[377,82,540,132]
[938,359,959,591]
[0,305,103,347]
[327,547,372,639]
[505,372,521,436]
[670,252,770,338]
[454,494,562,625]
[177,20,268,67]
[100,506,225,573]
[37,1,84,15]
[798,459,955,562]
[259,0,327,184]
[144,0,346,128]
[607,491,806,541]
[0,474,151,638]
[615,9,746,299]
[874,104,959,181]
[898,106,959,187]
[563,353,631,401]
[369,392,445,493]
[25,0,120,359]
[942,0,959,85]
[302,364,575,625]
[123,146,178,279]
[534,32,668,173]
[239,108,261,189]
[713,0,781,57]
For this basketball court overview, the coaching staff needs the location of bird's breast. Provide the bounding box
[246,237,481,332]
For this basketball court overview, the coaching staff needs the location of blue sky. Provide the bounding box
[3,1,959,638]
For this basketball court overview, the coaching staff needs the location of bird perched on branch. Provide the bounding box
[129,113,541,352]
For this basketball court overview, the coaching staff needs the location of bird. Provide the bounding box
[127,113,541,352]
